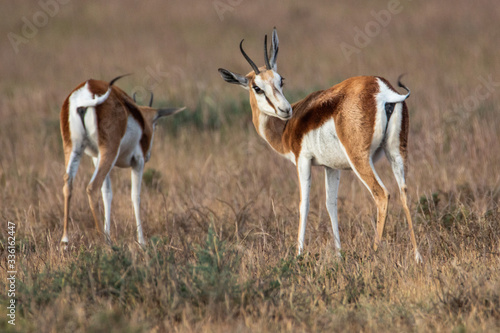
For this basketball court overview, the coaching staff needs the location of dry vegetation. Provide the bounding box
[1,0,499,332]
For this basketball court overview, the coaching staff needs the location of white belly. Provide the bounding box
[79,115,143,168]
[301,118,351,169]
[114,116,143,168]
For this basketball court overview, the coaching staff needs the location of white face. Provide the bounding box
[252,71,292,120]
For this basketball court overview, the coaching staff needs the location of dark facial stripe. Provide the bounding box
[272,86,280,99]
[265,94,278,113]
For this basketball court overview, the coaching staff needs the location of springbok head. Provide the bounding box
[218,28,292,120]
[132,91,185,129]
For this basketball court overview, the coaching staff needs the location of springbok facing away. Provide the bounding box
[218,28,422,262]
[60,75,185,246]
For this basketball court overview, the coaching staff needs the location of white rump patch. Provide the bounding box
[72,82,111,107]
[67,82,110,155]
[376,78,409,103]
[372,78,408,155]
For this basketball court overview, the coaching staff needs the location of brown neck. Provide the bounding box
[250,94,288,155]
[249,88,330,159]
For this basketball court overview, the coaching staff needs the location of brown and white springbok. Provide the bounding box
[218,28,422,262]
[60,75,185,246]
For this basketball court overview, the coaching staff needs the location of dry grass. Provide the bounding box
[1,0,499,332]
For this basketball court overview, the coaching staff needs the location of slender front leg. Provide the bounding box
[92,157,113,243]
[325,167,341,257]
[296,157,312,255]
[131,157,146,246]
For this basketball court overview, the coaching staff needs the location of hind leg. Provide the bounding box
[131,156,146,246]
[87,146,119,236]
[61,147,83,245]
[385,102,422,263]
[385,147,422,263]
[344,151,389,251]
[92,157,112,243]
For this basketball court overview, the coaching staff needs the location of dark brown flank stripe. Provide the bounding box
[255,77,381,164]
[246,72,388,170]
[399,101,409,173]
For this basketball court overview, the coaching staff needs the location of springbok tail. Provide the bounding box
[385,79,410,104]
[397,74,410,99]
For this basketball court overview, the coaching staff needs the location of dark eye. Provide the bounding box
[280,77,285,87]
[253,85,264,94]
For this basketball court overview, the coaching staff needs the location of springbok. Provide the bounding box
[60,75,185,246]
[218,28,422,262]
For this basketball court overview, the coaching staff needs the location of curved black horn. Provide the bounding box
[149,92,154,107]
[240,39,260,74]
[109,73,131,86]
[132,92,137,103]
[264,35,271,70]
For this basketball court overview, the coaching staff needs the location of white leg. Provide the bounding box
[296,157,312,255]
[325,167,341,257]
[385,152,405,190]
[101,176,112,241]
[90,156,100,182]
[385,150,422,263]
[61,149,83,244]
[93,157,112,242]
[131,157,146,246]
[66,150,83,182]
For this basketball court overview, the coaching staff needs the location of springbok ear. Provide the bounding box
[153,107,186,124]
[269,27,279,71]
[218,68,249,89]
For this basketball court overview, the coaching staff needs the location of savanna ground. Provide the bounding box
[0,1,499,332]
